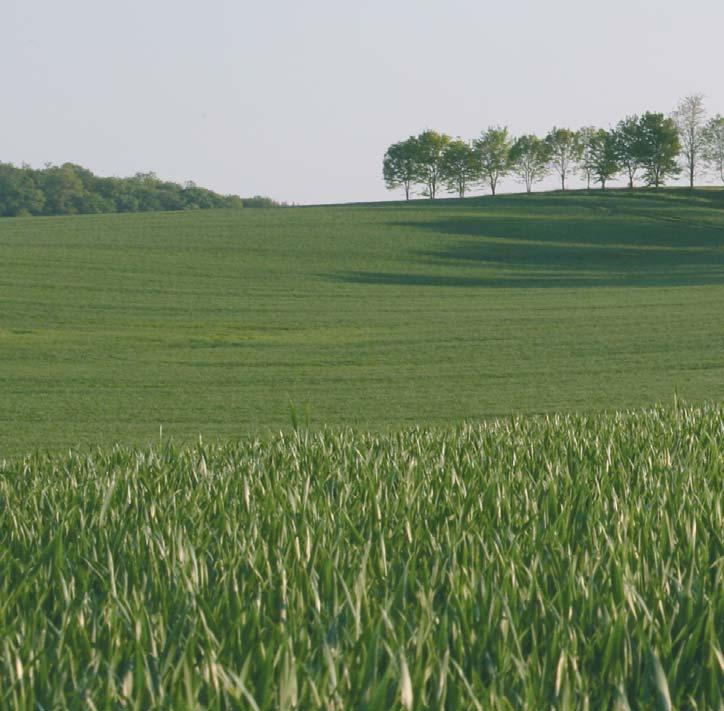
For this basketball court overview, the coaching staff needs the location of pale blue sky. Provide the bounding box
[3,0,723,203]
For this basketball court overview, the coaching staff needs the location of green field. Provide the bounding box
[1,191,723,707]
[2,188,724,455]
[1,405,721,708]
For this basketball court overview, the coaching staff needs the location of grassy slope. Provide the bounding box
[1,188,724,455]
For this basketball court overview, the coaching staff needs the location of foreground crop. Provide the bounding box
[1,405,722,709]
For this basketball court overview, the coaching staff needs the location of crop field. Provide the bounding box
[1,189,723,707]
[1,189,724,455]
[1,404,722,708]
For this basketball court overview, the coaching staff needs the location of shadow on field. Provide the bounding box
[332,195,724,289]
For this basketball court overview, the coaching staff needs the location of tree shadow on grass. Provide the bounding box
[331,201,724,289]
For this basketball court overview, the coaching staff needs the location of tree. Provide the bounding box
[383,138,418,200]
[704,114,724,183]
[440,139,479,198]
[474,126,511,195]
[0,161,248,217]
[241,195,280,208]
[672,93,707,188]
[76,192,117,214]
[544,127,582,191]
[636,112,681,188]
[0,163,45,216]
[577,126,598,190]
[612,116,643,189]
[508,135,549,193]
[412,130,452,199]
[38,163,87,215]
[589,129,620,189]
[182,185,220,209]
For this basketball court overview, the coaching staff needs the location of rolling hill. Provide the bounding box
[1,188,723,455]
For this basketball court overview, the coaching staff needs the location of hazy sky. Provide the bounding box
[4,0,724,204]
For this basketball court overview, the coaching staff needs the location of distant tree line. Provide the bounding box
[0,162,284,217]
[384,94,724,199]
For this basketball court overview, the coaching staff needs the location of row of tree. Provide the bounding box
[0,162,283,217]
[383,95,724,199]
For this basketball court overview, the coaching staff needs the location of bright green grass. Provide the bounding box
[1,188,724,455]
[1,405,721,708]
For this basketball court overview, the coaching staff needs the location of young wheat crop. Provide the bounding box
[0,404,722,708]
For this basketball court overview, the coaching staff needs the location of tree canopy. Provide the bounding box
[704,115,724,183]
[440,139,479,198]
[508,135,549,194]
[413,130,452,199]
[383,139,418,201]
[636,113,681,188]
[672,94,708,188]
[544,128,582,191]
[382,95,724,199]
[0,162,282,218]
[588,129,620,189]
[474,127,512,196]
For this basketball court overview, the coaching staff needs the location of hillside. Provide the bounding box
[1,188,724,455]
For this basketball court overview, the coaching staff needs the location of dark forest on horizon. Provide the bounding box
[0,161,283,218]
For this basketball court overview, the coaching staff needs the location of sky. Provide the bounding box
[3,0,724,204]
